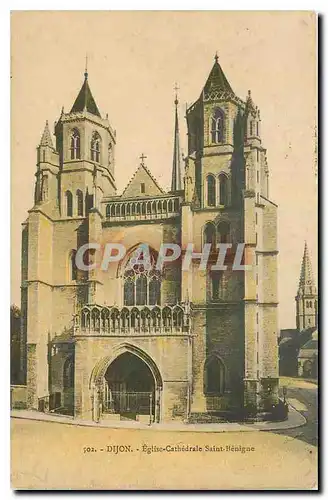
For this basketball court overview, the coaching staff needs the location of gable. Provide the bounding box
[121,164,164,198]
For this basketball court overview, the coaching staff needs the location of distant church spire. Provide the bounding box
[171,83,182,192]
[39,120,53,148]
[298,241,317,295]
[296,241,318,331]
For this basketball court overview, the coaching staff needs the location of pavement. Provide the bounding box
[11,402,306,433]
[275,377,318,446]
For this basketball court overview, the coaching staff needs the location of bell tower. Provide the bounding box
[54,67,117,217]
[296,242,318,331]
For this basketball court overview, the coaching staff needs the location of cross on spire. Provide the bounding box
[174,82,179,106]
[84,53,88,79]
[140,153,147,166]
[215,51,219,63]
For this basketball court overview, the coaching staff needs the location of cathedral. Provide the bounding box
[20,55,280,423]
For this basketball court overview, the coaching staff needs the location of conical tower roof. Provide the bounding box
[298,242,317,296]
[203,53,235,96]
[39,120,53,148]
[71,70,101,117]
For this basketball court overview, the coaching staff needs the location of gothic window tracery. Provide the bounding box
[70,129,80,160]
[90,132,101,163]
[123,251,161,306]
[210,108,224,144]
[207,175,216,207]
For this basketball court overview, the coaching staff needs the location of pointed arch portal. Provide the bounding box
[90,345,162,423]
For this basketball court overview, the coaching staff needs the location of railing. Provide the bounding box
[103,391,153,415]
[74,303,191,336]
[206,394,230,411]
[104,196,181,222]
[38,392,62,413]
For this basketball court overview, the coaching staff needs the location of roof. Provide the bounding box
[203,55,235,96]
[300,339,318,351]
[297,241,317,295]
[280,328,298,339]
[71,72,101,117]
[121,162,165,198]
[39,120,54,148]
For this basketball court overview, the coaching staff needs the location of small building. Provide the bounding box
[298,331,318,378]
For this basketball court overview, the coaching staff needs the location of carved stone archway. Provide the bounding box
[90,343,163,423]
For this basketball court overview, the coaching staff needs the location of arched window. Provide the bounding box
[207,175,216,207]
[124,278,135,306]
[76,190,83,216]
[123,250,161,306]
[70,250,77,281]
[136,275,147,305]
[66,190,73,217]
[149,277,161,305]
[90,132,101,162]
[63,356,74,390]
[212,270,228,300]
[204,223,216,249]
[217,221,230,243]
[219,174,228,206]
[210,108,224,144]
[204,356,225,394]
[85,193,94,214]
[70,129,80,160]
[41,174,48,201]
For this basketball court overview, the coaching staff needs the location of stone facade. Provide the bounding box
[20,56,279,423]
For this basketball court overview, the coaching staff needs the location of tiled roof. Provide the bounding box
[71,72,101,117]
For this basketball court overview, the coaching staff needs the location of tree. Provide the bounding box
[10,305,21,384]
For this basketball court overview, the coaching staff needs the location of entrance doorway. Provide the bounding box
[103,352,156,421]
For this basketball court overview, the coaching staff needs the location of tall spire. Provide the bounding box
[39,120,53,148]
[298,241,317,296]
[171,83,182,192]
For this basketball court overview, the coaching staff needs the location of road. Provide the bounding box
[10,376,318,489]
[276,377,318,447]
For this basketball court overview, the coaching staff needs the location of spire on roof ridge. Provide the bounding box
[39,120,53,148]
[171,84,182,192]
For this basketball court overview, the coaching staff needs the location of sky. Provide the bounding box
[11,11,317,329]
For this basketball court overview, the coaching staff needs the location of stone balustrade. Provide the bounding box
[104,196,181,222]
[74,303,192,336]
